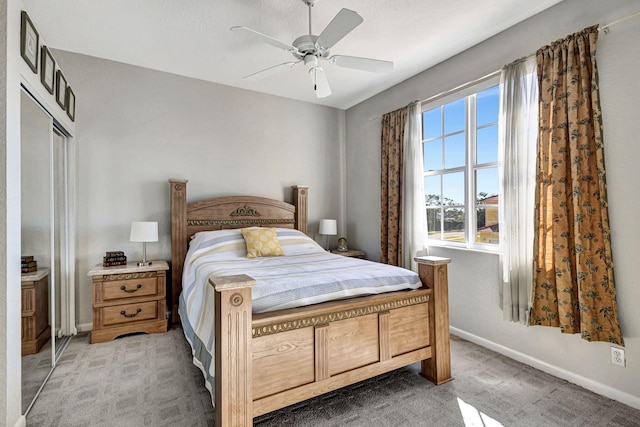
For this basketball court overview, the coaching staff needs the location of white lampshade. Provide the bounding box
[319,219,337,236]
[130,221,158,242]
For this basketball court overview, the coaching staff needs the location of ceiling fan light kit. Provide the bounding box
[231,0,393,98]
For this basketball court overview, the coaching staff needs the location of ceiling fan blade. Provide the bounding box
[244,61,300,82]
[329,55,394,73]
[309,67,332,98]
[316,9,363,49]
[231,26,298,53]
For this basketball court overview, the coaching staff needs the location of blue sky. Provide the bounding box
[422,85,499,205]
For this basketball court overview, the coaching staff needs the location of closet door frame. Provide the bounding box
[21,85,77,415]
[52,124,77,343]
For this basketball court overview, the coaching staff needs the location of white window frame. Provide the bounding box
[421,76,500,252]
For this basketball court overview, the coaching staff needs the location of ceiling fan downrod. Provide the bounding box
[307,1,313,36]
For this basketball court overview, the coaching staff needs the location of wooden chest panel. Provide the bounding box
[389,303,430,357]
[252,327,315,400]
[22,316,37,342]
[21,271,51,355]
[21,287,36,316]
[328,313,379,376]
[100,277,160,301]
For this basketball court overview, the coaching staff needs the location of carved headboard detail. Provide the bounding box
[230,206,261,217]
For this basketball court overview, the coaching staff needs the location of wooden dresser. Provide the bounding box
[21,268,51,356]
[88,261,169,344]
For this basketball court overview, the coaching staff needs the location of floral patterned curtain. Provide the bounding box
[530,25,624,346]
[380,107,407,266]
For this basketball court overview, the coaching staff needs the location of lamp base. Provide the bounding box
[137,261,153,267]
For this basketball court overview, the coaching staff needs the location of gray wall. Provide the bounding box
[346,0,640,407]
[53,52,345,329]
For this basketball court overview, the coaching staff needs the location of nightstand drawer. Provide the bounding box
[101,300,159,327]
[88,261,169,344]
[101,277,159,301]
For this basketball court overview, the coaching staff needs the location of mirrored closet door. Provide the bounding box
[21,88,74,415]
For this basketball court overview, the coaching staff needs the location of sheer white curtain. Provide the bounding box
[402,101,428,271]
[498,56,538,324]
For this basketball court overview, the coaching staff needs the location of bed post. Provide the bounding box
[211,274,256,427]
[415,256,453,385]
[292,185,308,235]
[169,179,188,323]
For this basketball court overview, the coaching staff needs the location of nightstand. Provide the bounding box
[21,268,51,355]
[87,261,169,344]
[330,248,366,259]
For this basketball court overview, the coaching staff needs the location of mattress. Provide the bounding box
[179,227,421,400]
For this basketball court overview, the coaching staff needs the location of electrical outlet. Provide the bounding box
[611,347,625,367]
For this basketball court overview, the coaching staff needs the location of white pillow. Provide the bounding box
[276,228,325,256]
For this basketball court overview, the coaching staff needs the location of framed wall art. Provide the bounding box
[40,46,56,94]
[20,11,39,73]
[66,86,76,122]
[56,70,67,109]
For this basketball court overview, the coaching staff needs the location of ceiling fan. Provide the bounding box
[231,0,393,98]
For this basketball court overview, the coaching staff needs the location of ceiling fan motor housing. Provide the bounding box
[293,35,329,60]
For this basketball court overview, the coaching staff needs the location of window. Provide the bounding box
[422,79,500,250]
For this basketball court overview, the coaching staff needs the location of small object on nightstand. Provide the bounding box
[103,250,127,267]
[336,237,348,251]
[21,255,38,273]
[330,248,366,259]
[87,261,169,344]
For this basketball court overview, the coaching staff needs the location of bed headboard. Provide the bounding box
[168,179,309,323]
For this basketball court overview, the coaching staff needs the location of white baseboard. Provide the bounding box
[14,415,26,427]
[450,326,640,411]
[76,322,92,333]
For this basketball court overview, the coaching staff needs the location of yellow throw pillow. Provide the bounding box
[241,227,285,258]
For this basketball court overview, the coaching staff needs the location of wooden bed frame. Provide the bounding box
[169,179,452,427]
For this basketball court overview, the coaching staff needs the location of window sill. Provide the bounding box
[427,243,500,256]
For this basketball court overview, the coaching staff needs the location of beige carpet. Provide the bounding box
[21,338,53,412]
[27,328,640,426]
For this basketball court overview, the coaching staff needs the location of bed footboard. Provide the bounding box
[211,274,257,427]
[415,255,452,384]
[210,256,451,427]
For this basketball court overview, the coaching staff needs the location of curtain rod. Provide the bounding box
[368,69,501,122]
[411,8,638,109]
[418,69,501,107]
[600,9,640,33]
[370,10,639,122]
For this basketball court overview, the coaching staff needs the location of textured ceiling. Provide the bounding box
[23,0,562,109]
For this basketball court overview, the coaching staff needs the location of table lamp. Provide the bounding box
[319,219,337,251]
[130,221,158,266]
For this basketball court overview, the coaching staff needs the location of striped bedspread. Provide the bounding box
[179,227,421,401]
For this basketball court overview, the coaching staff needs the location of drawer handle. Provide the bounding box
[120,284,142,293]
[120,308,142,318]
